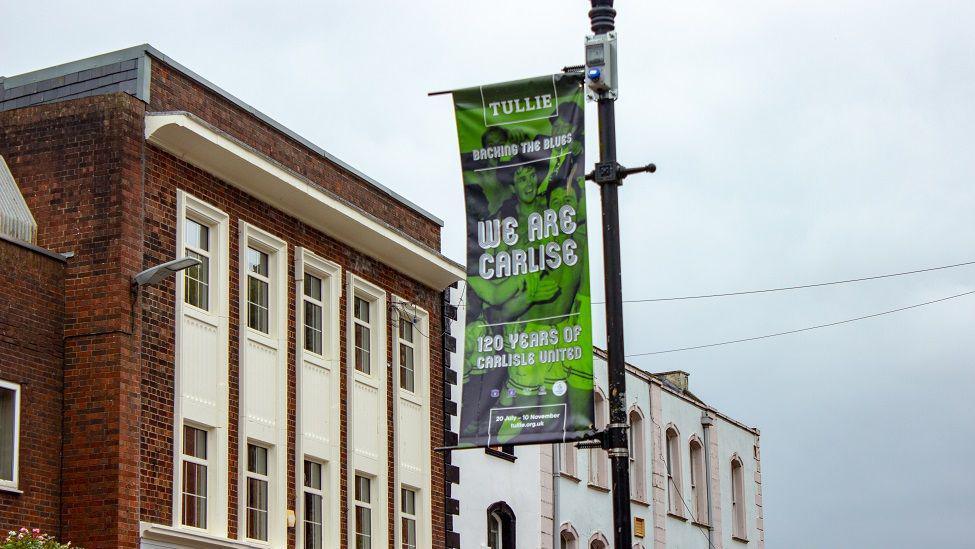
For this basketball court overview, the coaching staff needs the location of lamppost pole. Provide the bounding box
[589,2,633,548]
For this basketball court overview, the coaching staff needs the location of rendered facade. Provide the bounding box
[455,349,766,548]
[0,46,464,549]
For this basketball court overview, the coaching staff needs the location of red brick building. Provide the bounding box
[0,45,463,549]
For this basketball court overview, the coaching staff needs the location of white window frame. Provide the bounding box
[354,473,374,549]
[246,246,272,335]
[302,458,326,549]
[396,314,418,395]
[0,380,21,492]
[180,423,211,531]
[399,485,419,549]
[245,443,272,543]
[302,272,325,356]
[352,294,374,376]
[182,217,212,312]
[174,191,229,536]
[294,248,342,549]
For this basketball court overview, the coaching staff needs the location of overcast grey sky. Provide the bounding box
[4,1,974,546]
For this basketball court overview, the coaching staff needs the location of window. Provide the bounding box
[181,426,208,528]
[487,513,502,549]
[689,438,707,523]
[246,444,270,541]
[398,318,416,392]
[559,524,578,549]
[247,247,270,333]
[560,440,577,478]
[588,533,608,549]
[355,475,372,549]
[628,409,646,500]
[0,381,20,489]
[486,445,516,461]
[401,487,418,549]
[303,460,324,549]
[184,218,210,310]
[665,426,684,516]
[486,502,515,549]
[589,389,608,488]
[732,456,746,539]
[302,273,324,355]
[353,297,372,375]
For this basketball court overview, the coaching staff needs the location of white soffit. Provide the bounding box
[145,112,464,290]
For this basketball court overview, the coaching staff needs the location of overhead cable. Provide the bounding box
[625,289,975,357]
[595,259,975,304]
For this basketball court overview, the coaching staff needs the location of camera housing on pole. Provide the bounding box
[585,32,619,101]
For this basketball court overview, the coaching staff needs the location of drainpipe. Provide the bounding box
[701,413,715,548]
[553,444,560,548]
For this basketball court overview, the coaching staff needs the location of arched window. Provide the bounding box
[487,501,516,549]
[731,456,746,540]
[628,407,646,500]
[588,532,609,549]
[689,436,708,523]
[665,425,684,516]
[560,438,577,478]
[589,388,609,488]
[559,523,579,549]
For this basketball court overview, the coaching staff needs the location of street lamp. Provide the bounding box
[133,257,201,287]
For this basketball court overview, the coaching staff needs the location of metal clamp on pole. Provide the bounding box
[585,162,657,184]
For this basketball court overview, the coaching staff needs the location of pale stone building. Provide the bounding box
[455,348,765,548]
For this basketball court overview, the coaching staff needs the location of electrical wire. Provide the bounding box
[625,288,975,357]
[595,259,975,304]
[455,259,975,307]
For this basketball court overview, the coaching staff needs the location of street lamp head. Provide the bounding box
[133,257,201,287]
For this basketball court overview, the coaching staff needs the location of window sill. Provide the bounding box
[398,390,424,406]
[245,328,279,350]
[0,484,22,495]
[667,512,688,522]
[587,482,610,493]
[691,520,711,529]
[559,472,581,483]
[732,535,749,544]
[630,497,649,507]
[484,448,516,462]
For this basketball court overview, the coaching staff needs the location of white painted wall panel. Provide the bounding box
[301,362,333,457]
[398,398,424,484]
[245,338,278,443]
[352,380,381,465]
[180,313,220,426]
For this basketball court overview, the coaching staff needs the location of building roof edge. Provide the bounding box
[1,44,445,228]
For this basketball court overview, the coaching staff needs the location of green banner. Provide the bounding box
[453,74,594,448]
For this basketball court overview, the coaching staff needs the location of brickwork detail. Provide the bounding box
[0,241,64,535]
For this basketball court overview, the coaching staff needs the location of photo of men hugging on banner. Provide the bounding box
[451,73,594,448]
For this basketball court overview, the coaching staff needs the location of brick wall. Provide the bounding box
[0,239,64,537]
[147,57,442,251]
[0,93,149,548]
